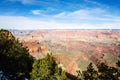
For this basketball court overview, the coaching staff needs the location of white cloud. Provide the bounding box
[84,0,109,9]
[4,0,120,29]
[0,15,120,30]
[84,0,101,6]
[54,12,66,17]
[0,7,120,29]
[54,8,120,22]
[31,10,41,15]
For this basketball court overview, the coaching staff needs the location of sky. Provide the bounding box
[0,0,120,29]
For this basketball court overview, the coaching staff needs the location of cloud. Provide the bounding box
[0,15,120,30]
[54,8,120,22]
[84,0,109,8]
[31,8,55,16]
[31,10,41,15]
[84,0,101,6]
[2,0,119,29]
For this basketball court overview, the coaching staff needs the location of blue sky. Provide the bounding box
[0,0,120,29]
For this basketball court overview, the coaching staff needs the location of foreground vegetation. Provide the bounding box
[77,61,120,80]
[0,29,120,80]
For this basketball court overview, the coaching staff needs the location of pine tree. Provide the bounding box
[98,62,119,80]
[83,63,98,80]
[76,70,84,80]
[0,29,34,79]
[116,60,120,80]
[30,53,70,80]
[116,60,120,67]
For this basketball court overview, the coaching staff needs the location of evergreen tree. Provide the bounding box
[0,29,34,79]
[82,63,98,80]
[116,60,120,80]
[116,60,120,67]
[30,53,69,80]
[55,67,70,80]
[76,70,84,80]
[98,62,119,80]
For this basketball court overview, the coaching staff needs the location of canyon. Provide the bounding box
[10,29,120,75]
